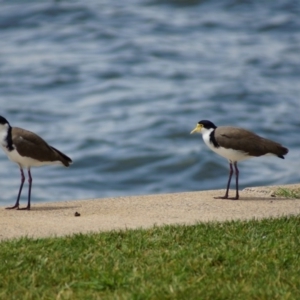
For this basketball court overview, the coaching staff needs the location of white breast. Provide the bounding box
[1,146,63,168]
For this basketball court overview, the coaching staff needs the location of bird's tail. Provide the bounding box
[51,146,72,166]
[276,145,289,159]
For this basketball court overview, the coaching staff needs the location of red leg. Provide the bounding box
[18,169,32,210]
[232,162,239,200]
[6,168,25,209]
[214,163,233,199]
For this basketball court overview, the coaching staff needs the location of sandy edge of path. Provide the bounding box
[0,184,299,240]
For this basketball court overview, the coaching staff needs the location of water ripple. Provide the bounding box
[0,0,299,206]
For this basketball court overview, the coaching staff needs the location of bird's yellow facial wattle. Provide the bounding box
[190,123,203,134]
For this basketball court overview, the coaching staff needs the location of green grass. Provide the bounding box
[275,187,300,199]
[0,216,299,300]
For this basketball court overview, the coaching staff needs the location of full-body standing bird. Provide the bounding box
[191,120,288,200]
[0,116,72,210]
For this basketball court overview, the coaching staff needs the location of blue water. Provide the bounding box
[0,0,300,207]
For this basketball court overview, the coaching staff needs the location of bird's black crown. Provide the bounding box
[0,116,9,125]
[198,120,217,129]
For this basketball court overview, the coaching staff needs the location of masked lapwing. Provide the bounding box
[0,116,72,210]
[191,120,288,200]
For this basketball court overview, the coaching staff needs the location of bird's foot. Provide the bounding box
[214,195,229,199]
[17,206,31,211]
[214,196,239,200]
[5,204,19,210]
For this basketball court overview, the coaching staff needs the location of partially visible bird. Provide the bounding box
[0,116,72,210]
[191,120,288,200]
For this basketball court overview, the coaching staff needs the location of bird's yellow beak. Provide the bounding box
[190,123,203,134]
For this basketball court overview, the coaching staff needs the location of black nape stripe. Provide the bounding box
[6,126,14,151]
[210,130,219,148]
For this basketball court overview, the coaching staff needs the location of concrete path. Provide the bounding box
[0,184,299,240]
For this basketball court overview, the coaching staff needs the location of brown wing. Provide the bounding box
[12,127,72,166]
[215,126,288,158]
